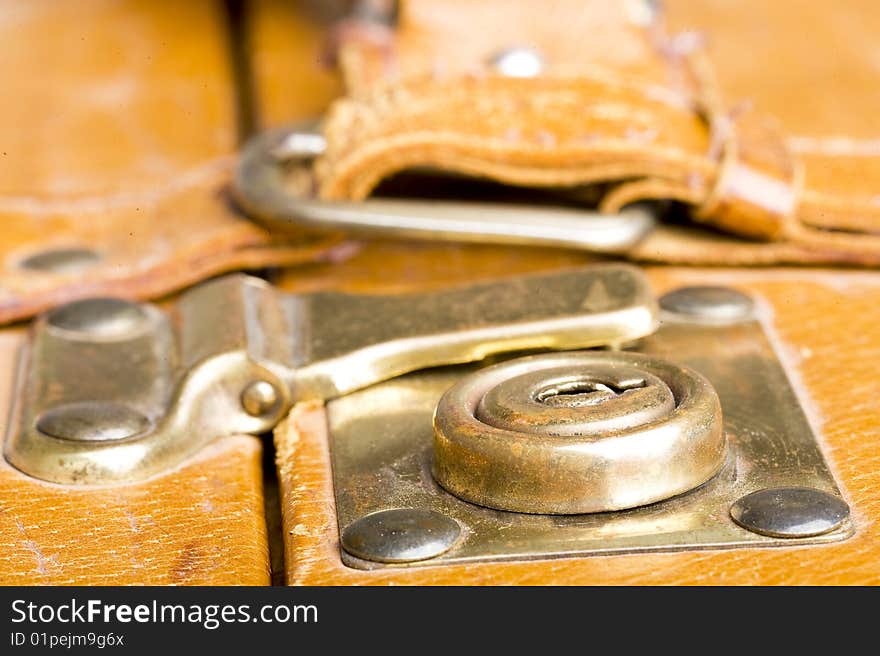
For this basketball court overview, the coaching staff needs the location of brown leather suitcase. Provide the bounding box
[1,0,879,585]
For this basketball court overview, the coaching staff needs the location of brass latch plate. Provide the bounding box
[326,304,852,569]
[6,265,655,484]
[4,264,851,567]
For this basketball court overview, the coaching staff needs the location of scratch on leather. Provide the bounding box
[15,519,60,576]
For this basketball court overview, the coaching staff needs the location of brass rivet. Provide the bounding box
[488,47,544,78]
[341,509,461,563]
[36,401,150,442]
[241,380,280,416]
[730,487,850,538]
[659,286,754,322]
[46,298,151,339]
[19,247,101,274]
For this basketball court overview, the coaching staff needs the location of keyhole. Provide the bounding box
[535,377,647,408]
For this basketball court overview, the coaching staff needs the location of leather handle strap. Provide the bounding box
[310,0,880,265]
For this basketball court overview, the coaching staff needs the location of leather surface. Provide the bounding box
[274,245,880,584]
[0,332,270,586]
[0,0,339,326]
[310,0,880,265]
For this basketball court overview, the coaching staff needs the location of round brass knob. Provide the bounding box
[432,351,726,514]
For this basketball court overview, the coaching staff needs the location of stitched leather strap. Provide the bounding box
[313,0,880,264]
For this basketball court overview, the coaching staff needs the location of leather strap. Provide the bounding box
[0,0,340,325]
[313,0,880,265]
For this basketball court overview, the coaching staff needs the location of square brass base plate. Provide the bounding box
[326,317,852,569]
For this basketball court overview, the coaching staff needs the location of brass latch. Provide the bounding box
[5,265,655,484]
[4,265,850,566]
[324,285,852,567]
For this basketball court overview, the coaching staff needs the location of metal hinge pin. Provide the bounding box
[240,380,281,417]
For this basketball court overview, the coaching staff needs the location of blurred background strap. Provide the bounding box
[0,0,339,326]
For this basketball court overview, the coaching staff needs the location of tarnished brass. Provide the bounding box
[432,352,726,514]
[730,487,850,538]
[659,286,755,323]
[46,297,154,340]
[341,509,462,563]
[35,401,151,443]
[5,264,656,484]
[327,307,851,569]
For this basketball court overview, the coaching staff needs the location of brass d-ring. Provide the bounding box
[233,126,656,253]
[432,351,726,514]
